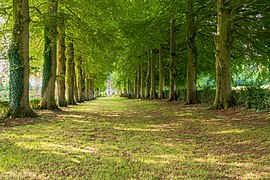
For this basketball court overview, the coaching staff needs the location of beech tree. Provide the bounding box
[7,0,36,118]
[41,0,58,109]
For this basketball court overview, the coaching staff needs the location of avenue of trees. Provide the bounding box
[0,0,269,118]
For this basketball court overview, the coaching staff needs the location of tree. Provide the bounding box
[66,40,76,105]
[186,0,198,104]
[57,16,67,107]
[76,55,84,103]
[158,44,165,99]
[41,0,58,109]
[7,0,36,118]
[168,18,177,101]
[149,50,157,100]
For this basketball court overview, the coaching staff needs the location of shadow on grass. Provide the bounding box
[0,97,270,179]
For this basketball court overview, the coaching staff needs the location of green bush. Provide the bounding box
[198,88,216,104]
[196,86,270,111]
[233,87,270,111]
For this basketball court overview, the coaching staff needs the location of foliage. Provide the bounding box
[234,87,270,112]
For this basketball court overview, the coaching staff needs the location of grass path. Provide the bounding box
[0,97,270,179]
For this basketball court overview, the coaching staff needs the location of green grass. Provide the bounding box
[0,97,270,179]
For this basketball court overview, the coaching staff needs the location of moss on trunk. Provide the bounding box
[7,0,36,118]
[212,0,233,110]
[41,0,58,110]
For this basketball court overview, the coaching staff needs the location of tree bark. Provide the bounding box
[123,79,128,97]
[212,0,233,109]
[140,64,145,99]
[57,23,67,107]
[41,0,58,109]
[127,79,132,98]
[158,44,165,100]
[137,67,141,99]
[133,71,138,99]
[66,40,76,105]
[76,56,84,103]
[186,0,198,104]
[145,54,151,99]
[74,66,79,103]
[90,78,95,100]
[84,77,89,101]
[150,50,156,100]
[168,19,177,101]
[7,0,36,118]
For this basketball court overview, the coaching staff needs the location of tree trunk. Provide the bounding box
[74,66,79,103]
[212,0,233,110]
[57,23,67,107]
[89,78,94,100]
[66,40,76,105]
[140,64,145,99]
[145,55,151,99]
[7,0,36,118]
[81,72,86,100]
[186,0,198,104]
[76,56,84,103]
[84,77,89,101]
[127,79,132,98]
[168,19,177,101]
[87,78,91,100]
[41,0,58,109]
[158,44,165,100]
[150,50,156,100]
[123,79,128,97]
[133,71,137,99]
[137,67,141,99]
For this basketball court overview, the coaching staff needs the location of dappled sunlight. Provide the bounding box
[39,142,99,154]
[114,127,169,132]
[1,98,270,178]
[3,170,47,179]
[211,129,246,134]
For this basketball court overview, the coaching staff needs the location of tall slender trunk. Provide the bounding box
[133,71,137,99]
[137,67,141,99]
[81,72,86,100]
[57,23,67,107]
[90,78,95,100]
[7,0,36,118]
[145,54,151,99]
[84,77,89,101]
[168,19,177,101]
[158,44,165,100]
[140,64,145,99]
[150,50,156,100]
[186,0,198,104]
[76,56,84,103]
[66,40,76,105]
[74,66,79,103]
[212,0,233,109]
[41,0,58,109]
[127,79,132,98]
[123,79,128,97]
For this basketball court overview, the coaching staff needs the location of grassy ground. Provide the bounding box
[0,97,270,179]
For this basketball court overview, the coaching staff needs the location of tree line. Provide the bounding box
[0,0,269,118]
